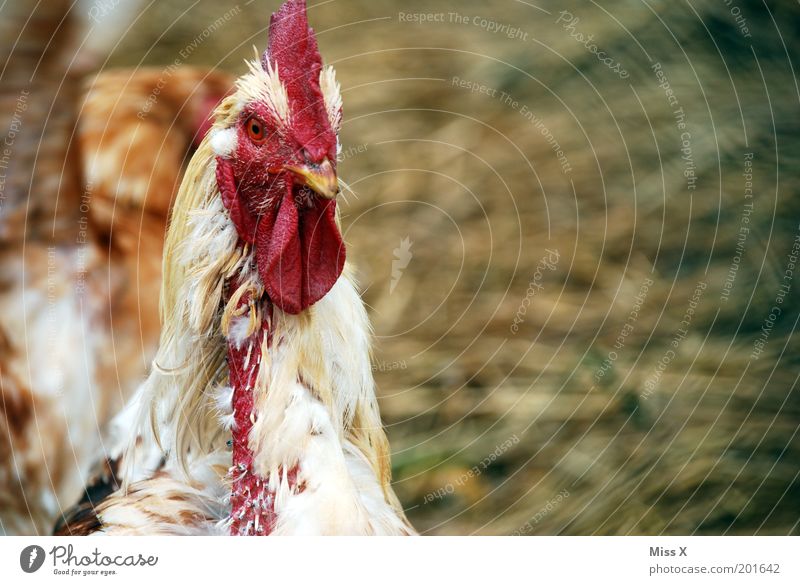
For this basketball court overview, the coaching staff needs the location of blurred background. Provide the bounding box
[1,0,799,535]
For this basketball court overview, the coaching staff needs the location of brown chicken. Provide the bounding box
[0,0,231,534]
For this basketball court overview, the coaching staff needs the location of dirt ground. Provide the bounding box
[105,0,800,534]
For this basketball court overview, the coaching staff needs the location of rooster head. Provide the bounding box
[211,0,344,315]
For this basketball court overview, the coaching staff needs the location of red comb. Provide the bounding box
[262,0,333,161]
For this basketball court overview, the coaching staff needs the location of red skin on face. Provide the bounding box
[215,0,344,316]
[216,155,345,316]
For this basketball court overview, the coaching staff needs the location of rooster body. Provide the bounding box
[59,0,413,536]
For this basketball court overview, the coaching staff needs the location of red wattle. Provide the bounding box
[256,185,345,315]
[299,194,345,308]
[216,157,345,314]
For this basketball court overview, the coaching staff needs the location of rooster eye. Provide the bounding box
[245,116,267,144]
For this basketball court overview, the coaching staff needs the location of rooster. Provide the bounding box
[57,0,414,536]
[0,1,231,534]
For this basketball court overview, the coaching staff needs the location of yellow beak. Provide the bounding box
[285,158,339,199]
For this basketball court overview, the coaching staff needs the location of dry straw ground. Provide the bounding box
[109,0,799,534]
